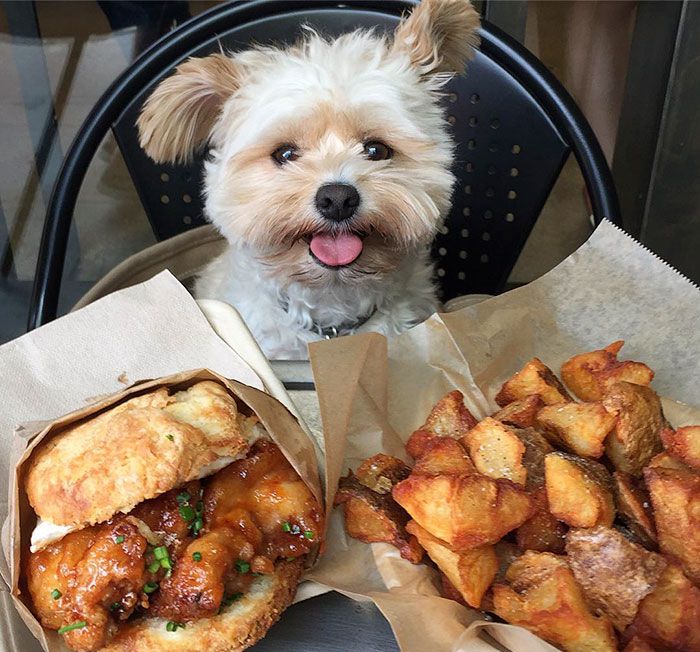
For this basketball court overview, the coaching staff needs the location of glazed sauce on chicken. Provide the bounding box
[25,440,322,651]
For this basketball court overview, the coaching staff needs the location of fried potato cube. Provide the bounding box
[492,551,618,652]
[647,451,691,471]
[561,341,654,402]
[439,572,468,607]
[514,426,554,488]
[516,486,567,554]
[495,358,573,407]
[334,472,423,563]
[625,563,700,652]
[392,473,532,550]
[355,454,411,494]
[661,425,700,471]
[412,437,475,476]
[420,390,478,438]
[536,401,616,458]
[565,526,667,631]
[644,465,700,584]
[405,429,436,459]
[603,382,666,476]
[406,520,498,608]
[613,472,657,548]
[545,452,615,528]
[623,636,656,652]
[461,417,527,485]
[492,395,544,428]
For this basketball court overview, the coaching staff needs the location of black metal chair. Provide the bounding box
[28,0,620,330]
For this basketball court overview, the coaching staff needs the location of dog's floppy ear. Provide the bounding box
[137,53,242,164]
[393,0,480,75]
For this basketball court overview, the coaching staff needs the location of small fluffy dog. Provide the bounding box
[138,0,480,358]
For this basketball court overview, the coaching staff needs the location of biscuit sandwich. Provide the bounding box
[20,380,323,652]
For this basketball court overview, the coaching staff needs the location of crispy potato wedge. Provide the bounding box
[420,390,478,438]
[613,471,657,548]
[561,341,654,402]
[405,429,436,460]
[412,437,475,476]
[492,551,618,652]
[495,358,573,407]
[644,465,700,584]
[392,473,532,550]
[661,425,700,471]
[516,486,567,554]
[647,451,691,471]
[623,637,655,652]
[355,454,411,494]
[513,426,554,488]
[406,520,498,608]
[625,563,700,652]
[461,417,527,485]
[439,572,468,607]
[492,395,544,429]
[545,452,615,528]
[335,472,423,563]
[602,382,666,476]
[536,401,616,458]
[565,526,667,631]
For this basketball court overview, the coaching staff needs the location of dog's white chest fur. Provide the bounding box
[195,245,440,359]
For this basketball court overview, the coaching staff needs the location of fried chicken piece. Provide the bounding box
[26,518,149,651]
[149,524,257,621]
[205,440,323,560]
[131,480,200,558]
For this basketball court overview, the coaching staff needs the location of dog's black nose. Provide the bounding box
[315,183,360,222]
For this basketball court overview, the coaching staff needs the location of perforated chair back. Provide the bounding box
[29,0,619,328]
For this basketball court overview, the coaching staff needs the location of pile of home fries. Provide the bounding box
[334,341,700,652]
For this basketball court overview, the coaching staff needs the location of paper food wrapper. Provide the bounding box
[0,273,321,652]
[306,221,700,652]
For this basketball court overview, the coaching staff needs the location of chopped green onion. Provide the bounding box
[235,559,250,574]
[148,560,161,574]
[303,531,314,540]
[192,552,202,562]
[286,556,295,562]
[189,500,204,537]
[176,491,191,505]
[51,589,61,600]
[58,621,87,635]
[179,504,195,521]
[110,602,120,612]
[281,521,291,532]
[166,434,174,442]
[143,581,159,594]
[166,621,185,632]
[115,535,125,544]
[160,557,172,571]
[153,546,169,560]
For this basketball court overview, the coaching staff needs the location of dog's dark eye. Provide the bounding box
[272,145,299,165]
[363,141,393,161]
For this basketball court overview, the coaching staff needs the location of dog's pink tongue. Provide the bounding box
[309,233,363,266]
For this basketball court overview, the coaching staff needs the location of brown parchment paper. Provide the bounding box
[0,272,321,651]
[306,221,700,652]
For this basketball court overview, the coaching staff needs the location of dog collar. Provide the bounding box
[314,309,376,339]
[279,299,376,339]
